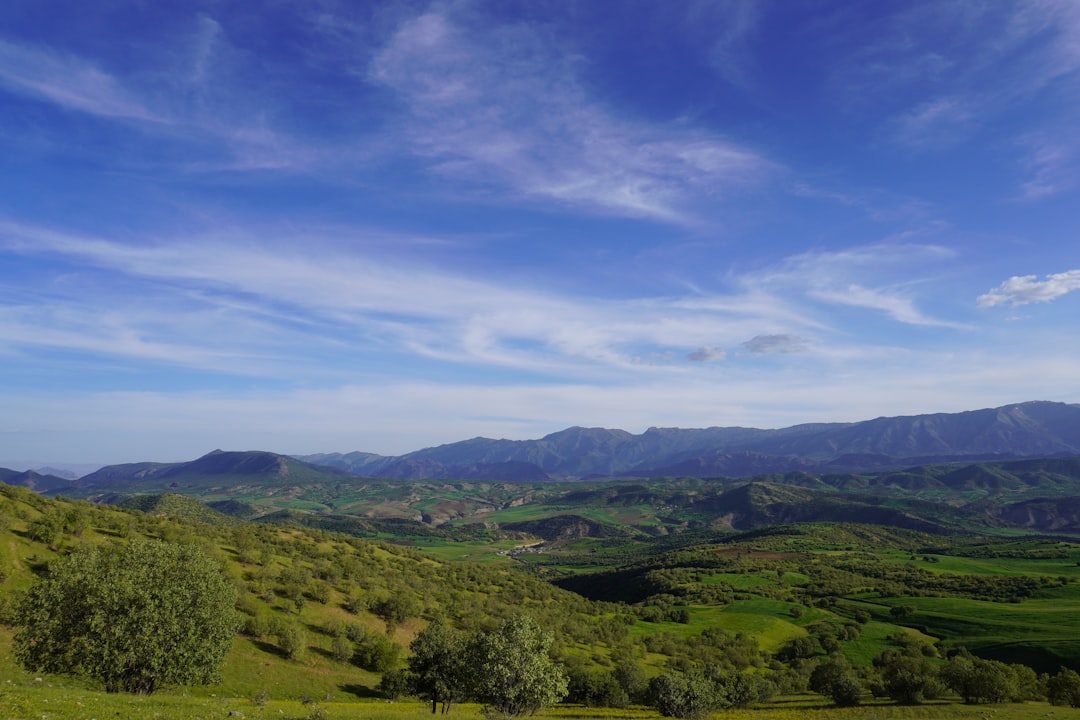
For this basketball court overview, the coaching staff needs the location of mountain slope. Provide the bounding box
[0,467,73,493]
[69,450,354,494]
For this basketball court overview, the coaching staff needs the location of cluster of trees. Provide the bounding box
[646,668,774,719]
[803,646,1080,708]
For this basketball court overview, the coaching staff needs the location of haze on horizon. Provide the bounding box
[1,1,1079,467]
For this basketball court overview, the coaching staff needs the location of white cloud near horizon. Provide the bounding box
[0,221,842,378]
[4,344,1079,464]
[978,269,1080,307]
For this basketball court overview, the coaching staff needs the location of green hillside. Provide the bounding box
[5,481,1080,719]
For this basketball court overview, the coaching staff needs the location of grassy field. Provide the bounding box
[2,680,1079,720]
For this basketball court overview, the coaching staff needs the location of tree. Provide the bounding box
[877,654,942,705]
[468,615,568,718]
[809,656,862,707]
[566,667,628,708]
[408,620,469,714]
[379,668,412,701]
[613,658,648,704]
[371,592,421,633]
[776,635,818,662]
[647,672,719,719]
[14,541,239,694]
[1047,668,1080,707]
[940,654,1016,704]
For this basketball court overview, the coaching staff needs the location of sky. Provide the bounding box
[1,0,1079,468]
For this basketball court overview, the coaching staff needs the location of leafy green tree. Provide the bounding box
[371,592,421,633]
[566,667,628,708]
[1047,668,1080,707]
[713,671,774,709]
[877,654,942,705]
[647,672,719,719]
[940,654,1016,704]
[379,668,412,701]
[809,656,862,707]
[776,635,818,662]
[613,658,649,703]
[408,620,468,714]
[468,615,568,718]
[14,541,238,694]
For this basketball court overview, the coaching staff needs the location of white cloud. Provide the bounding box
[0,40,162,121]
[745,242,964,328]
[368,7,773,223]
[811,284,965,328]
[1016,134,1076,200]
[978,269,1080,307]
[5,342,1080,463]
[0,221,829,378]
[891,97,973,148]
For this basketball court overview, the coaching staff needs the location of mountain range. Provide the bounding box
[6,400,1080,488]
[296,400,1080,481]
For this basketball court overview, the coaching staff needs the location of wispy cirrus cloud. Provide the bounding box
[744,242,965,328]
[0,31,315,173]
[368,8,773,223]
[836,1,1080,191]
[0,40,162,122]
[890,96,974,149]
[978,269,1080,307]
[0,220,832,378]
[1016,133,1077,200]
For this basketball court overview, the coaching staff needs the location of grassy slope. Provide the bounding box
[8,484,1080,717]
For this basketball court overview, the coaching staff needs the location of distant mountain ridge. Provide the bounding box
[5,401,1079,491]
[297,400,1080,480]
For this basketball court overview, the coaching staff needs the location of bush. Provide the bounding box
[353,633,401,672]
[279,625,306,661]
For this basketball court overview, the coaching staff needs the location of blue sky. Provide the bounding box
[1,1,1079,467]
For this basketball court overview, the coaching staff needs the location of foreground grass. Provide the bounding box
[3,682,1080,720]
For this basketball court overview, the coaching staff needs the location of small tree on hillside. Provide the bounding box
[14,540,239,694]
